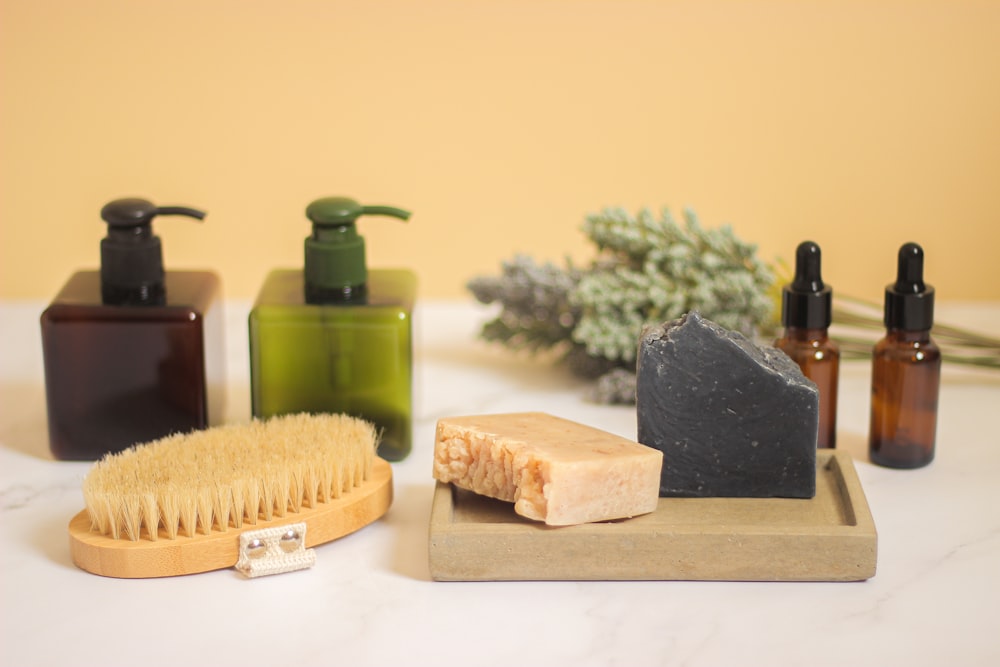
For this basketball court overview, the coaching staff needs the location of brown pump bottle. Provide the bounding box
[775,241,839,448]
[869,242,940,468]
[40,198,224,460]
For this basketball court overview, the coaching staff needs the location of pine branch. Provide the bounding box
[569,207,774,363]
[467,254,582,354]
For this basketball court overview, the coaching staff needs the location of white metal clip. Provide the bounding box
[236,522,316,578]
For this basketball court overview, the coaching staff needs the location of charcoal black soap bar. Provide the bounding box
[637,311,818,499]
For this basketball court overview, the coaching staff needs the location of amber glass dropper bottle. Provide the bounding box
[775,241,839,448]
[869,242,941,468]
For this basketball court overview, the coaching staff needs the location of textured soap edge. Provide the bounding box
[637,311,818,499]
[432,413,663,525]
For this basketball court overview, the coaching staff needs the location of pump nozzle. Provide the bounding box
[306,198,410,227]
[101,198,206,228]
[303,196,411,304]
[99,198,207,306]
[782,241,832,329]
[885,242,934,331]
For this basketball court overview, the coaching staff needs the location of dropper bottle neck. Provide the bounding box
[884,242,934,333]
[782,241,832,331]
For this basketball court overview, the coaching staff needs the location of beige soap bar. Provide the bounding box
[433,412,663,526]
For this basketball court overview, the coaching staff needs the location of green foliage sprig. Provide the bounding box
[831,295,1000,369]
[571,207,773,364]
[467,255,582,356]
[468,206,775,401]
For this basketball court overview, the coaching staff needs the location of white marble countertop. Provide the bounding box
[2,300,998,667]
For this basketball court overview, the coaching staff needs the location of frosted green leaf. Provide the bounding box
[468,205,776,403]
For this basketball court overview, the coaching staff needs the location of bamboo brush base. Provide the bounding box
[69,457,393,578]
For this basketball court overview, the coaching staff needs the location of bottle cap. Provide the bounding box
[885,242,934,331]
[99,198,206,305]
[303,196,410,304]
[781,241,832,329]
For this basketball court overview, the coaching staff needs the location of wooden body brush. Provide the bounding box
[68,413,392,578]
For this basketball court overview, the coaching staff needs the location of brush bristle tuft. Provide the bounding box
[82,413,378,542]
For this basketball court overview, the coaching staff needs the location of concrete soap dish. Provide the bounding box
[429,449,876,582]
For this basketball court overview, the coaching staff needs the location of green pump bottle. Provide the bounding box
[249,196,415,461]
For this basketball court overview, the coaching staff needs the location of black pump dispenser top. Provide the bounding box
[782,241,832,330]
[99,198,206,306]
[885,242,934,331]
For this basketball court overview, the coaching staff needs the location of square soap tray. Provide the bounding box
[429,449,876,582]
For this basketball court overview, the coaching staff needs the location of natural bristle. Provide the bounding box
[82,413,378,542]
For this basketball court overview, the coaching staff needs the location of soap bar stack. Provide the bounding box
[637,311,819,499]
[433,412,662,526]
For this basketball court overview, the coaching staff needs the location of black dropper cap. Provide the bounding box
[884,242,934,331]
[99,198,206,306]
[782,241,832,329]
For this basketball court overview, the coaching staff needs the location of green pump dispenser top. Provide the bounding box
[303,196,410,304]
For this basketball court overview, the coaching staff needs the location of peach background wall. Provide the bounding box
[3,0,999,303]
